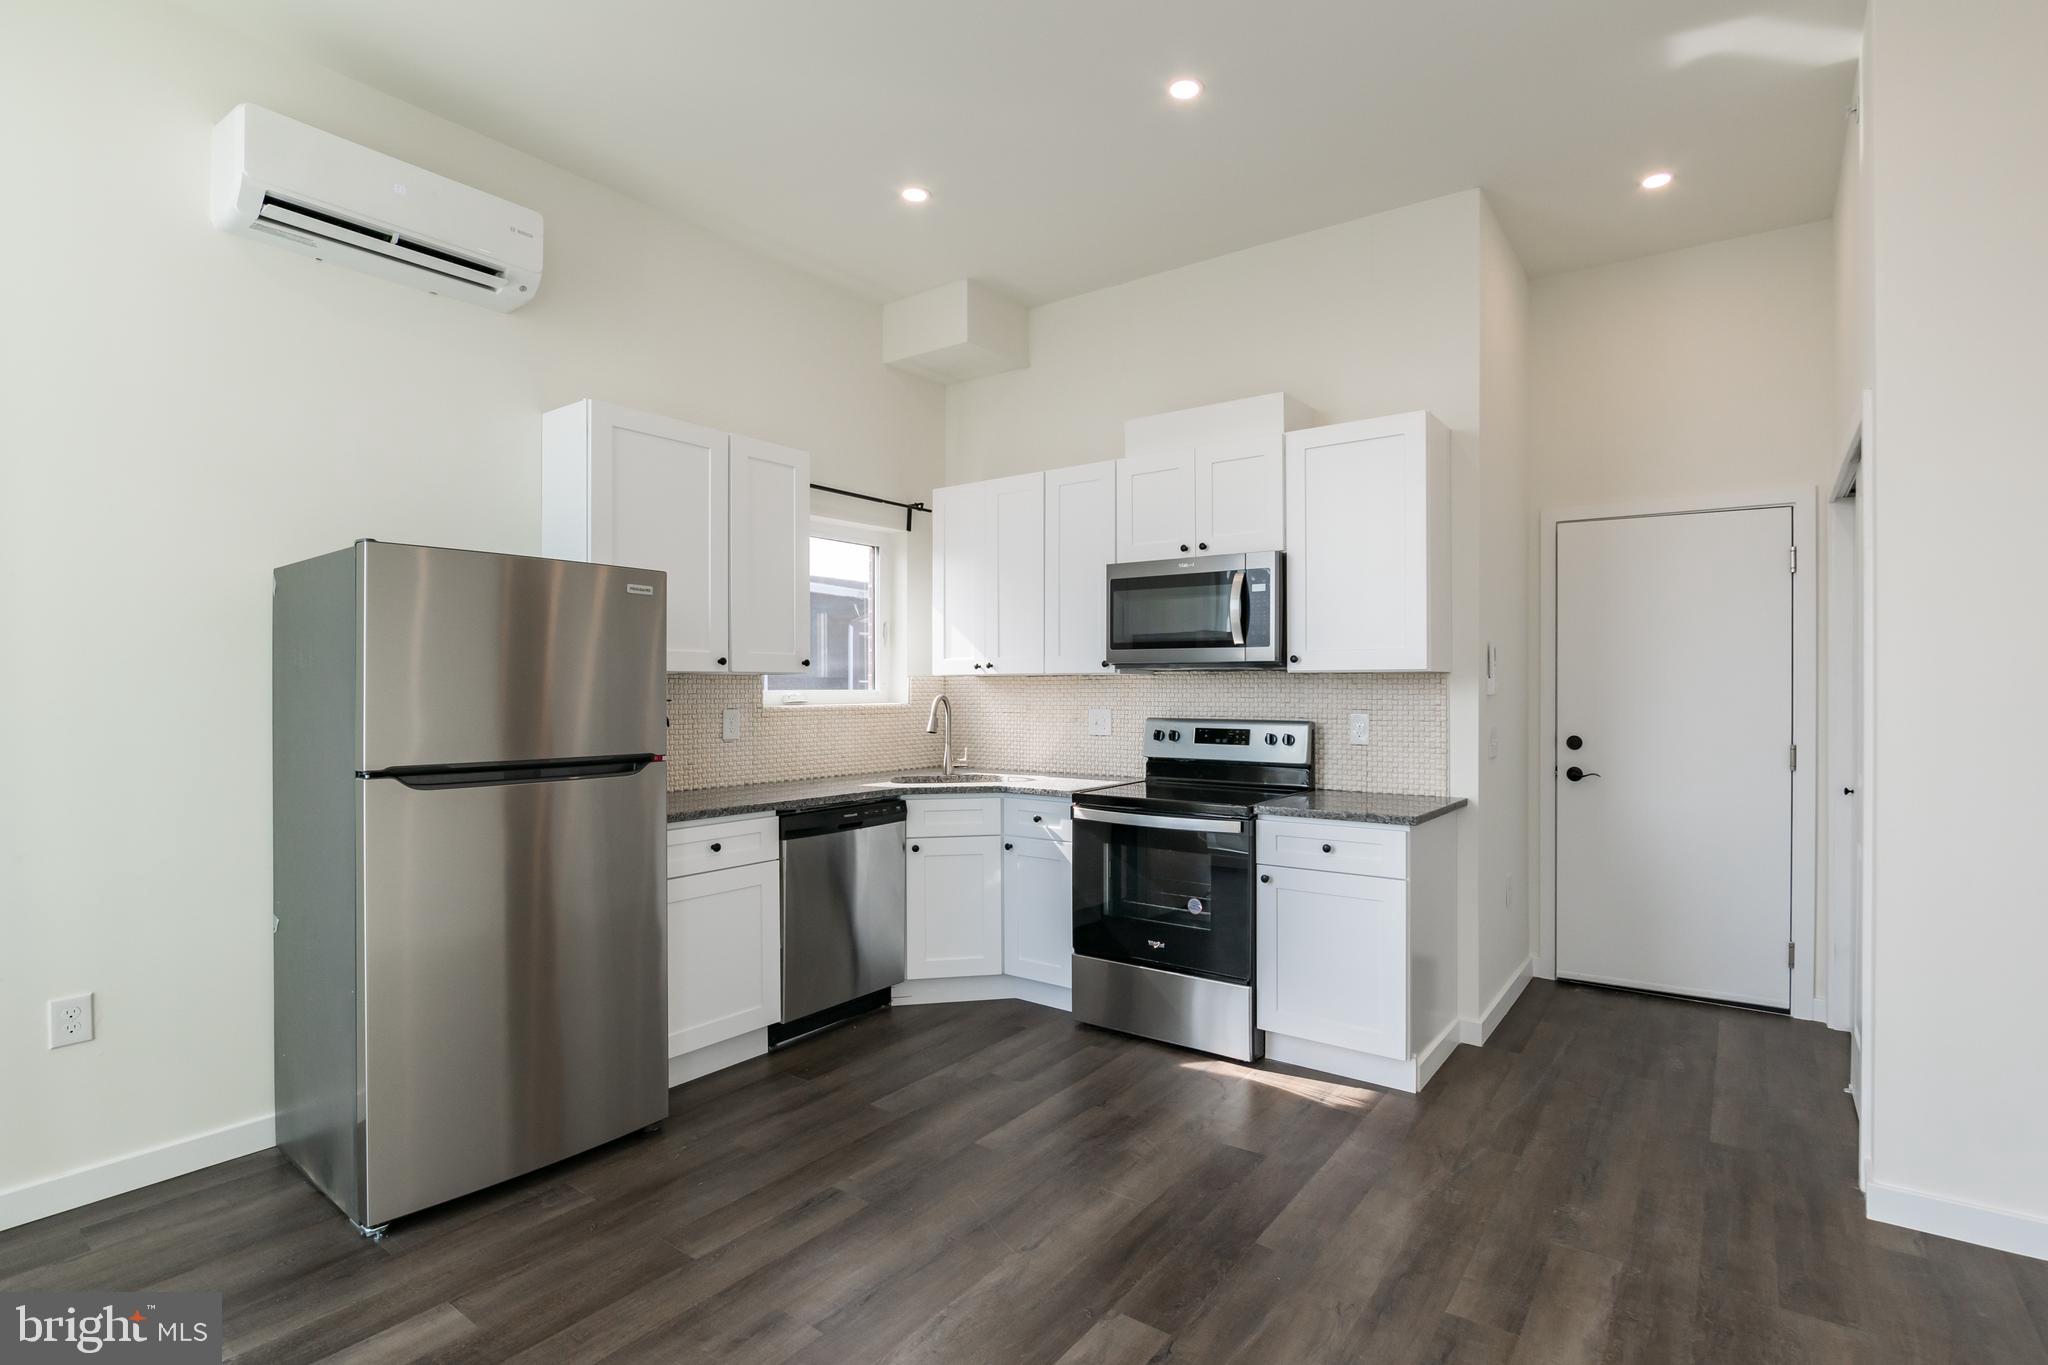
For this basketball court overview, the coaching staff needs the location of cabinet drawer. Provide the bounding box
[1003,797,1072,843]
[1257,817,1407,879]
[667,813,779,877]
[906,795,1002,839]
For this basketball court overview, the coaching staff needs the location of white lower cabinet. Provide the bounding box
[906,834,1003,978]
[1002,836,1072,988]
[1254,813,1460,1092]
[1257,864,1407,1060]
[667,845,780,1058]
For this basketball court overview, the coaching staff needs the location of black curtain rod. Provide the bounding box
[810,482,932,531]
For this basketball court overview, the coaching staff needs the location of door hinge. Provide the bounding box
[1788,941,1796,968]
[1789,545,1798,574]
[1789,743,1798,770]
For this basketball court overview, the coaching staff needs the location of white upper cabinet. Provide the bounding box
[1043,461,1117,675]
[543,400,729,673]
[542,400,810,674]
[1284,412,1450,672]
[726,434,810,674]
[931,472,1044,675]
[1119,393,1312,560]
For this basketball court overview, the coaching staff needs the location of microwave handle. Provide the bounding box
[1228,569,1246,646]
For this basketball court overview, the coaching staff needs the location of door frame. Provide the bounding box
[1535,488,1819,1021]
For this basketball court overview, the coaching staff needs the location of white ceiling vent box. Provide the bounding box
[882,281,1027,382]
[209,103,543,312]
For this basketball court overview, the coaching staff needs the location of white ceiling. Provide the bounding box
[181,0,1864,305]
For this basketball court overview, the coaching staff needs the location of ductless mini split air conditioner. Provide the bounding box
[209,103,543,312]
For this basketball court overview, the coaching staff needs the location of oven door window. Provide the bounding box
[1073,817,1252,983]
[1108,571,1237,651]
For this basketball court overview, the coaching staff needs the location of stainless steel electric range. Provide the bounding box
[1071,717,1312,1062]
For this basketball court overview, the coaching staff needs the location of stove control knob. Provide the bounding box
[1264,733,1278,746]
[1282,733,1297,746]
[1167,729,1182,742]
[1152,728,1165,742]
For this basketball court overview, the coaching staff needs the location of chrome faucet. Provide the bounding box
[925,693,956,777]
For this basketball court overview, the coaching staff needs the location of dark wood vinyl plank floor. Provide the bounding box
[5,982,2044,1364]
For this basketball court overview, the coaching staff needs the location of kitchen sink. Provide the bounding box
[888,772,1002,784]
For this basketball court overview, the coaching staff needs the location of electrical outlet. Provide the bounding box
[1349,712,1370,745]
[1488,726,1500,760]
[1087,708,1112,738]
[48,993,94,1049]
[722,707,741,742]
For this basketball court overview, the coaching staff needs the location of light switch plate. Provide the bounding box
[1087,708,1112,737]
[722,707,741,742]
[1349,712,1370,745]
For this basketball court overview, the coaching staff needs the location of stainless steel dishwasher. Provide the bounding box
[769,799,907,1044]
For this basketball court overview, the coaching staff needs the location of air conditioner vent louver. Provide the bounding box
[257,195,507,293]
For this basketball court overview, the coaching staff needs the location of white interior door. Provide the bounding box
[1555,507,1794,1009]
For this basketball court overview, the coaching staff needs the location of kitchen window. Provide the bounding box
[764,519,902,706]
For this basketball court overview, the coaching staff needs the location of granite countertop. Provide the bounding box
[1253,791,1469,827]
[667,769,1133,824]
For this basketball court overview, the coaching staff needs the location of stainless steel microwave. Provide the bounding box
[1105,551,1284,668]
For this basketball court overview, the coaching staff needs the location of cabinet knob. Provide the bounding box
[1032,814,1042,823]
[716,656,727,666]
[910,843,920,852]
[1004,842,1014,850]
[1198,542,1208,550]
[986,662,995,670]
[973,664,982,670]
[802,658,811,667]
[1179,543,1190,552]
[1259,874,1271,884]
[709,842,722,852]
[1321,843,1333,853]
[1101,660,1109,668]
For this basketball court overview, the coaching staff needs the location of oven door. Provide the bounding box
[1105,553,1280,667]
[1072,806,1253,984]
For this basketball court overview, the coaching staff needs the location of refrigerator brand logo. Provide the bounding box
[625,583,654,596]
[5,1292,220,1360]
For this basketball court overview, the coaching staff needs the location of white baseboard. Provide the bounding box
[668,1028,769,1086]
[0,1114,276,1234]
[1415,1018,1463,1089]
[892,975,1072,1012]
[1866,1180,2048,1262]
[1263,1018,1460,1095]
[1459,957,1534,1045]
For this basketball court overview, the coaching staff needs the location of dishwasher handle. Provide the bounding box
[779,799,908,839]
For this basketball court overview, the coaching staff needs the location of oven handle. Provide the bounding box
[1073,807,1245,835]
[1228,569,1246,646]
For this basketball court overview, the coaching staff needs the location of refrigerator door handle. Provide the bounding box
[365,755,659,790]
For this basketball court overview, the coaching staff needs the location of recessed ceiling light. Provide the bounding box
[1167,78,1203,101]
[900,185,931,204]
[1640,170,1675,190]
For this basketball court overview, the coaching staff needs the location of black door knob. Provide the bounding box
[709,843,721,852]
[1566,767,1601,782]
[1565,735,1584,750]
[1259,874,1271,884]
[1180,543,1190,552]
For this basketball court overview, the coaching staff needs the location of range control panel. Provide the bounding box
[1142,718,1313,764]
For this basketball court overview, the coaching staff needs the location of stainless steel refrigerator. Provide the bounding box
[272,541,669,1234]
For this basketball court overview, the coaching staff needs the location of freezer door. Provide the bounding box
[359,542,665,771]
[358,762,667,1226]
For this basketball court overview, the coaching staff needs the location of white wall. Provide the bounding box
[0,0,944,1218]
[1859,0,2048,1256]
[1527,221,1838,1003]
[1477,202,1533,1019]
[942,189,1533,1035]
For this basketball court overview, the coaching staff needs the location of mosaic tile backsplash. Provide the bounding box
[667,671,1448,796]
